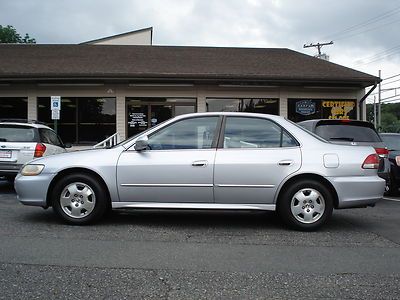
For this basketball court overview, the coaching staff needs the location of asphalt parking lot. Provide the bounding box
[0,178,399,299]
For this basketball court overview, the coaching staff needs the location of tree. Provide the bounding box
[367,102,400,132]
[0,25,36,43]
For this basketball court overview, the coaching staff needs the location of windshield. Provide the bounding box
[0,125,37,142]
[315,124,381,142]
[381,135,400,150]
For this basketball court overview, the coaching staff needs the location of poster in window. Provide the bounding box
[322,100,356,120]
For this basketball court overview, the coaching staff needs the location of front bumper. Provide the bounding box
[327,175,386,208]
[14,173,56,207]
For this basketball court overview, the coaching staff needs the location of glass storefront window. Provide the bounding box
[0,97,28,120]
[288,99,357,122]
[37,97,116,144]
[126,98,196,137]
[206,98,279,115]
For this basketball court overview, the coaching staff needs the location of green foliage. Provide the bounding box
[0,25,36,43]
[367,102,400,133]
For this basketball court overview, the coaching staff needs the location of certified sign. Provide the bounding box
[51,96,61,111]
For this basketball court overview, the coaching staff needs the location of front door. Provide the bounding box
[117,116,220,203]
[214,116,301,204]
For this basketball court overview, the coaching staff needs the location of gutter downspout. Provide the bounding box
[359,82,378,121]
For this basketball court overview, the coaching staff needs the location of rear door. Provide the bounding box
[213,116,301,204]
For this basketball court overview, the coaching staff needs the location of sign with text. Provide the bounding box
[51,109,60,120]
[51,96,61,111]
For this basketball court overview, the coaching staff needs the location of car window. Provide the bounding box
[147,117,219,150]
[223,117,298,148]
[381,135,400,150]
[0,125,37,142]
[315,124,381,142]
[40,129,63,147]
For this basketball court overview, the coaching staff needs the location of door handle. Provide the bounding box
[278,160,293,166]
[192,160,208,167]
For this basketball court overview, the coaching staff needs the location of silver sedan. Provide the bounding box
[15,113,385,231]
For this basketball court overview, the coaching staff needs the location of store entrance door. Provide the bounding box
[127,102,172,137]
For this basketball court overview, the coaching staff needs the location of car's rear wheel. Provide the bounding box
[278,180,333,231]
[52,174,108,225]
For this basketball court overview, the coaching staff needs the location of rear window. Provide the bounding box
[0,125,37,142]
[381,135,400,150]
[315,124,381,142]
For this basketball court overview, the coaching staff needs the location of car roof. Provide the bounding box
[0,121,51,129]
[297,119,376,129]
[172,111,286,121]
[380,133,400,136]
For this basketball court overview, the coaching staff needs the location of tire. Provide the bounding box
[51,173,108,225]
[277,180,333,231]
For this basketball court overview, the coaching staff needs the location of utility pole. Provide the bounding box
[303,41,334,59]
[378,70,381,129]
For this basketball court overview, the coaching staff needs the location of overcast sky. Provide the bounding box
[1,0,400,102]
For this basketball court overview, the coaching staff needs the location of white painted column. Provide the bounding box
[196,89,207,112]
[116,94,126,140]
[27,89,37,120]
[279,89,288,118]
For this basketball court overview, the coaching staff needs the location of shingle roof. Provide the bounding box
[0,44,379,87]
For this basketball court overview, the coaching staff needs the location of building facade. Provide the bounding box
[0,44,378,145]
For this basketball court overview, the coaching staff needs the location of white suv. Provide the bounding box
[0,120,70,181]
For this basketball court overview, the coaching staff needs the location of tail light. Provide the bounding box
[375,147,389,158]
[34,143,46,158]
[396,156,400,167]
[362,154,379,169]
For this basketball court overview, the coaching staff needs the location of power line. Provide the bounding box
[334,18,400,42]
[381,93,400,101]
[383,73,400,81]
[322,5,400,40]
[369,86,400,97]
[382,98,400,103]
[355,45,400,65]
[382,78,400,86]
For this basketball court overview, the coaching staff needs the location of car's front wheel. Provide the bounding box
[278,180,333,231]
[52,174,108,225]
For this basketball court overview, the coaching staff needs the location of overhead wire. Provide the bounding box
[322,5,400,40]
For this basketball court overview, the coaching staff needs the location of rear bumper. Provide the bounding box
[0,163,23,176]
[327,175,385,208]
[14,173,56,207]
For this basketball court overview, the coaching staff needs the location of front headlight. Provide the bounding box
[20,164,45,176]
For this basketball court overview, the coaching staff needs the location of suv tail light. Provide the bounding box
[362,154,379,169]
[374,147,389,158]
[34,143,46,158]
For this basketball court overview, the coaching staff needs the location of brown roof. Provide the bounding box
[0,44,379,87]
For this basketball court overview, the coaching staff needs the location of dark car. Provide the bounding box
[380,133,400,195]
[298,119,390,189]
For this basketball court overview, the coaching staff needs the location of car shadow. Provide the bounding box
[0,178,15,194]
[19,207,352,233]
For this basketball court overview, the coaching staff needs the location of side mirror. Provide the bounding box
[64,143,72,149]
[134,136,149,151]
